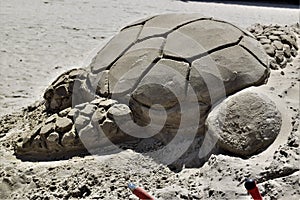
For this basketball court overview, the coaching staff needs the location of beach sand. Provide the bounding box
[0,0,299,199]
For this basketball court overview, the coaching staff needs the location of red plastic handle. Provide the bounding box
[248,187,263,200]
[132,187,154,200]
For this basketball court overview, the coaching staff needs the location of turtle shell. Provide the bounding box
[81,13,269,126]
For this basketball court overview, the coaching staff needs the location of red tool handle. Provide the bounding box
[244,178,263,200]
[128,183,154,200]
[248,187,263,200]
[132,187,155,200]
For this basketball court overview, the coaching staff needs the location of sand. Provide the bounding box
[0,0,299,199]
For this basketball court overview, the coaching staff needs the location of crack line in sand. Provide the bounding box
[212,18,254,38]
[188,35,244,62]
[239,44,269,69]
[127,37,170,95]
[120,15,157,31]
[160,54,191,96]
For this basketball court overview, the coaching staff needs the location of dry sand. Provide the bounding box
[0,0,299,199]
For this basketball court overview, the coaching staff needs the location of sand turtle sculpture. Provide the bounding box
[15,13,272,165]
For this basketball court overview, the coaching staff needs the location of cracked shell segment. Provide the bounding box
[90,25,142,73]
[138,13,205,39]
[109,38,164,98]
[239,35,269,67]
[131,59,189,109]
[164,19,243,58]
[190,45,269,105]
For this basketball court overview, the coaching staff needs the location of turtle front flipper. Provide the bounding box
[14,99,134,161]
[15,106,86,161]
